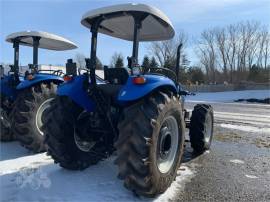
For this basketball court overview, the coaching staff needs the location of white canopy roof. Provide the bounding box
[6,31,77,51]
[81,3,175,41]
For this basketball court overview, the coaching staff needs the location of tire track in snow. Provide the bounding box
[214,111,270,127]
[187,109,270,128]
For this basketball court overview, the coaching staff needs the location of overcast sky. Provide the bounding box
[1,0,269,66]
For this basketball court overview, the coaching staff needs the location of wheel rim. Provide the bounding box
[1,108,10,128]
[74,111,95,152]
[157,115,179,174]
[35,98,54,136]
[204,114,213,143]
[74,131,95,152]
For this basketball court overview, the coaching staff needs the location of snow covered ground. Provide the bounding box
[220,123,270,133]
[1,89,269,201]
[0,142,196,202]
[186,89,270,103]
[186,89,270,144]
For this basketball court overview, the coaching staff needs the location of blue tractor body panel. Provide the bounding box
[57,75,96,112]
[56,74,178,112]
[1,73,63,101]
[16,73,64,90]
[0,75,24,100]
[117,75,177,102]
[1,75,17,100]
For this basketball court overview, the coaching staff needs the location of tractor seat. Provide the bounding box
[98,84,122,98]
[104,67,129,85]
[98,67,128,101]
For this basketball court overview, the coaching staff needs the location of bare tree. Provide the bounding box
[226,24,238,82]
[74,53,86,69]
[149,30,188,67]
[110,52,124,68]
[74,53,103,69]
[260,29,270,69]
[198,48,211,82]
[214,27,231,80]
[234,21,260,74]
[196,20,269,83]
[196,29,217,83]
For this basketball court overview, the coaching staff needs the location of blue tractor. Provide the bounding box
[42,4,214,196]
[0,31,77,152]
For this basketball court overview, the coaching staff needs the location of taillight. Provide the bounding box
[63,75,73,82]
[132,76,146,85]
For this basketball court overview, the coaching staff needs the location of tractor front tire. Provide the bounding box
[115,92,185,197]
[12,82,57,152]
[189,104,214,153]
[43,96,103,170]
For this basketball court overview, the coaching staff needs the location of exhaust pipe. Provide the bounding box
[176,43,182,83]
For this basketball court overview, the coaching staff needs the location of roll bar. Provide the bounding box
[11,36,41,78]
[86,12,148,85]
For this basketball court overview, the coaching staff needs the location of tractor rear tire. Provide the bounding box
[189,104,214,153]
[0,94,14,141]
[115,91,185,197]
[12,82,57,153]
[43,96,104,170]
[0,107,14,141]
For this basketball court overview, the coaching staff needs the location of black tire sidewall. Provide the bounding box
[44,96,104,169]
[189,104,214,152]
[13,82,57,152]
[115,92,186,196]
[204,111,214,149]
[148,99,185,193]
[19,88,54,140]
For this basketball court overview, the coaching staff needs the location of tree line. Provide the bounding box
[1,20,268,85]
[73,20,269,84]
[196,21,269,84]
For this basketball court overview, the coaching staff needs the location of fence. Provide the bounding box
[183,83,270,92]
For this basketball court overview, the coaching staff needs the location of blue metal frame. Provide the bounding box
[56,74,177,112]
[1,73,63,101]
[16,73,63,90]
[118,75,177,102]
[0,75,19,101]
[57,75,96,111]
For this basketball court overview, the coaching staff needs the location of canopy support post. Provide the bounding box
[13,40,19,72]
[12,39,20,82]
[132,18,141,66]
[89,29,98,85]
[33,36,41,69]
[87,17,103,85]
[129,13,148,73]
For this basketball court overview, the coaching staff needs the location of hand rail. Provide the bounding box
[78,68,104,81]
[37,69,65,76]
[145,67,177,83]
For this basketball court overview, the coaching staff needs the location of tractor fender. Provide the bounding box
[57,75,96,112]
[16,73,63,90]
[117,75,177,102]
